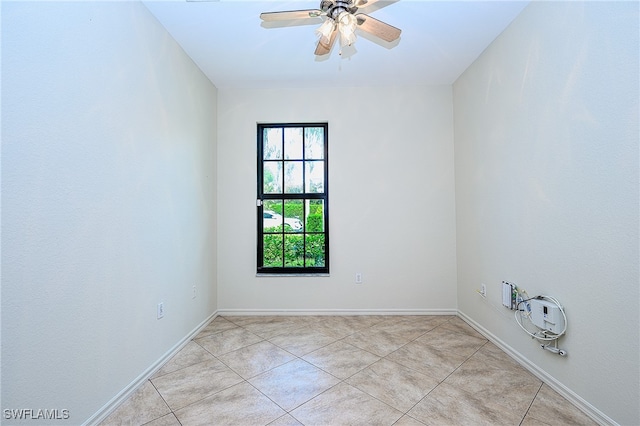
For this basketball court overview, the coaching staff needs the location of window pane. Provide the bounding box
[304,127,324,159]
[306,200,325,232]
[263,128,282,160]
[263,200,283,231]
[263,162,282,194]
[284,200,304,232]
[305,161,324,193]
[305,234,325,267]
[263,234,283,267]
[284,128,303,160]
[284,161,303,193]
[284,234,304,267]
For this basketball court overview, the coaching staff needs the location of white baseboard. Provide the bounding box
[457,310,616,426]
[84,311,218,426]
[218,308,458,316]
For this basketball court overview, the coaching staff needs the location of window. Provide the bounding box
[257,123,329,274]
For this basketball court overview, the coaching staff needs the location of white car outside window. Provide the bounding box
[263,210,303,231]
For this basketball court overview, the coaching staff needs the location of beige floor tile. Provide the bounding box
[306,316,364,339]
[444,360,541,413]
[267,413,304,426]
[338,315,387,330]
[520,416,553,426]
[466,342,525,371]
[151,359,243,411]
[302,340,380,379]
[368,317,439,340]
[525,384,598,426]
[194,316,237,339]
[408,383,524,426]
[143,413,181,426]
[419,315,456,325]
[268,315,318,329]
[268,326,337,356]
[99,381,170,426]
[249,358,340,411]
[242,317,302,339]
[438,317,486,339]
[102,315,593,426]
[386,339,467,381]
[174,382,285,426]
[343,329,413,357]
[290,382,403,426]
[194,327,263,356]
[346,358,440,412]
[394,415,427,426]
[416,326,487,357]
[277,315,318,327]
[382,314,413,323]
[292,315,336,327]
[217,340,296,379]
[221,315,266,327]
[152,341,216,379]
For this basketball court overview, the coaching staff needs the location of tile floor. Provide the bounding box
[100,315,597,426]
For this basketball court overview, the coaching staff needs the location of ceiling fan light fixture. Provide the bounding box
[337,11,357,46]
[337,10,356,28]
[316,18,336,44]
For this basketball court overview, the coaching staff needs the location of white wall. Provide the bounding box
[454,2,639,425]
[217,86,457,313]
[1,2,217,423]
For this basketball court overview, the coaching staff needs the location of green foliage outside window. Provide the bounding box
[262,209,325,267]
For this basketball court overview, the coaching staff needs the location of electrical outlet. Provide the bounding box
[192,285,197,299]
[157,302,164,319]
[480,284,487,298]
[355,272,363,284]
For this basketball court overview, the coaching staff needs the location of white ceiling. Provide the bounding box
[142,0,529,89]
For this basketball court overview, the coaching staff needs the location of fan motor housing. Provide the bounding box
[323,0,358,19]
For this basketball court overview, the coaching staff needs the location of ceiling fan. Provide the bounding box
[260,0,401,56]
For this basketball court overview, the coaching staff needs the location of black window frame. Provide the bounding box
[257,122,329,275]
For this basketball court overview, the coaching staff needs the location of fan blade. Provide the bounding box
[315,27,338,55]
[260,10,322,21]
[353,0,379,9]
[355,14,401,42]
